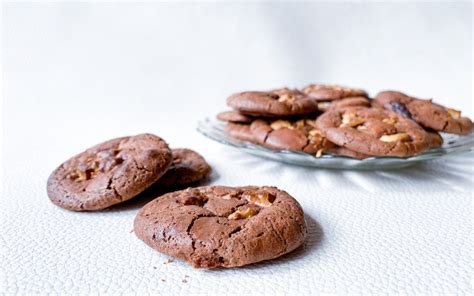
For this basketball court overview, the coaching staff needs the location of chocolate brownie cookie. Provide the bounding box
[375,91,473,135]
[327,97,371,111]
[226,88,318,117]
[225,123,256,143]
[156,149,211,186]
[316,107,429,157]
[302,84,368,101]
[250,118,333,154]
[47,134,172,211]
[134,186,307,268]
[217,111,253,123]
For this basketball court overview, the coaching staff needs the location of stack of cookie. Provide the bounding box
[47,134,212,211]
[218,85,473,158]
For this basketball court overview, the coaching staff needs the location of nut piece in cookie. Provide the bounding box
[316,107,430,157]
[156,148,212,187]
[375,91,473,135]
[47,134,172,211]
[302,84,368,101]
[226,88,318,117]
[133,186,307,268]
[250,118,334,154]
[228,207,258,220]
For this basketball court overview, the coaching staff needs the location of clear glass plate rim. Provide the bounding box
[197,117,474,164]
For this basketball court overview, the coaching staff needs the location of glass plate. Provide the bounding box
[197,117,474,169]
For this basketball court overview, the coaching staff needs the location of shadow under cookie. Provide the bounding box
[202,214,324,271]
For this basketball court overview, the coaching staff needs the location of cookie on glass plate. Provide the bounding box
[426,130,443,149]
[224,122,256,144]
[302,84,368,102]
[375,91,473,135]
[227,88,318,117]
[250,118,333,155]
[316,107,429,157]
[324,146,370,160]
[216,111,253,124]
[326,96,371,111]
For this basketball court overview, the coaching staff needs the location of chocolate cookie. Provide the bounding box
[250,118,333,154]
[226,88,318,117]
[375,91,473,135]
[427,131,443,149]
[327,97,371,111]
[225,123,256,143]
[325,146,370,160]
[134,186,307,268]
[47,134,172,211]
[316,107,429,157]
[217,111,253,123]
[156,149,211,186]
[302,84,368,101]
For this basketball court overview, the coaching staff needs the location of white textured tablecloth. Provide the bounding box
[1,2,473,294]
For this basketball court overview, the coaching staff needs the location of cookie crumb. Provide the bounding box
[182,279,188,283]
[164,258,174,264]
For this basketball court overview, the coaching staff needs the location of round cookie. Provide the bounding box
[225,122,256,143]
[316,107,430,157]
[250,118,334,154]
[302,84,368,101]
[226,88,318,117]
[375,91,473,135]
[217,111,253,123]
[134,185,307,268]
[327,97,371,111]
[47,133,172,211]
[156,149,211,186]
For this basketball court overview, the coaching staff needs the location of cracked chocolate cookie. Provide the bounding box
[302,84,368,102]
[217,111,253,123]
[326,97,371,111]
[156,149,211,186]
[250,118,333,155]
[225,122,256,143]
[134,186,307,268]
[226,88,318,117]
[47,133,172,211]
[375,91,473,135]
[316,107,429,157]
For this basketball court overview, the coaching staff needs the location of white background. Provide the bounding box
[1,2,473,294]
